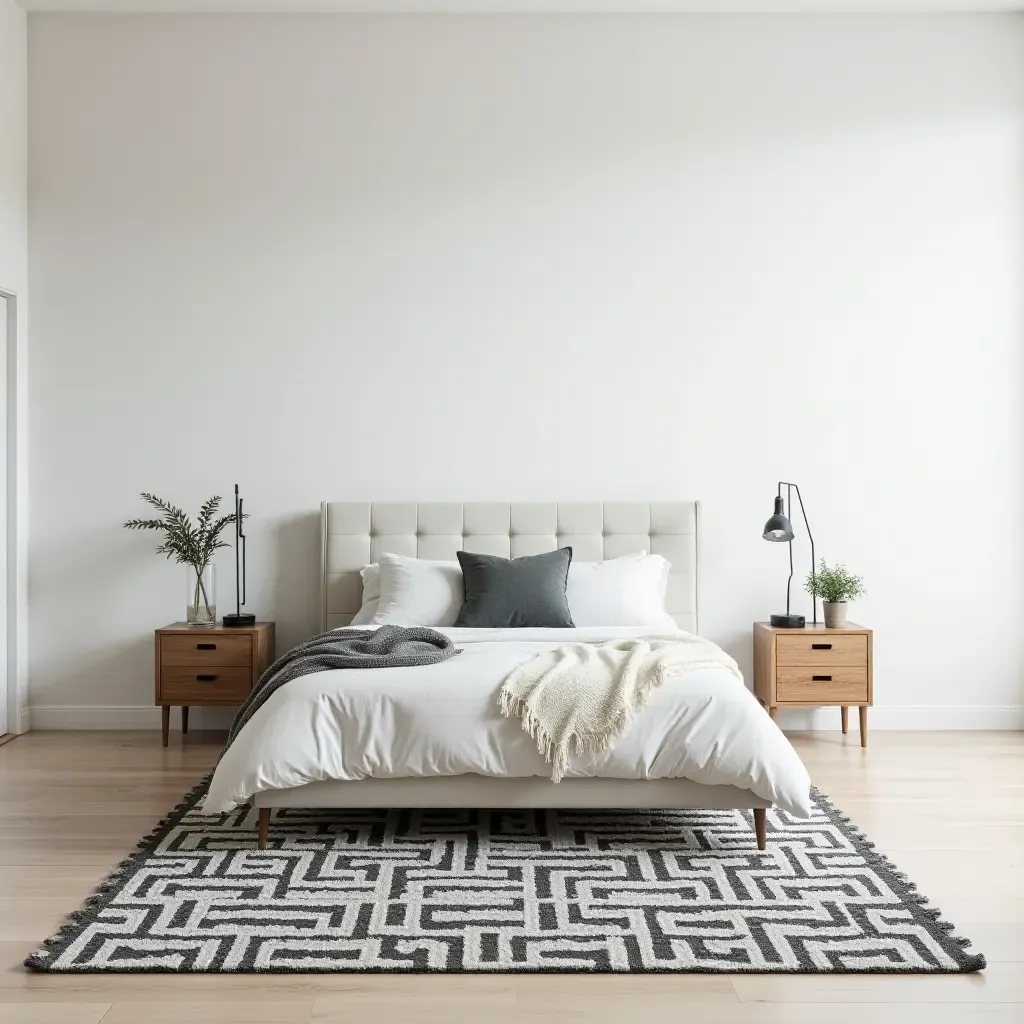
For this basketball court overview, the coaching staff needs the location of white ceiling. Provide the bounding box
[15,0,1024,12]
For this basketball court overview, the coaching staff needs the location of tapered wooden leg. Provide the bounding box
[181,706,189,735]
[753,808,767,851]
[768,706,777,721]
[161,706,170,747]
[841,706,848,734]
[258,807,270,850]
[859,706,868,747]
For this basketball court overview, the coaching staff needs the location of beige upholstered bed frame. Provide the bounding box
[254,501,770,850]
[321,501,700,633]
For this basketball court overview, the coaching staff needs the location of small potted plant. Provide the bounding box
[805,559,866,629]
[125,493,240,626]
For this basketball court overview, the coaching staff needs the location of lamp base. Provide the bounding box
[222,612,256,628]
[770,613,806,629]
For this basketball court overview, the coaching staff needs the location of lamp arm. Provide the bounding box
[238,496,247,608]
[778,480,817,625]
[784,484,793,616]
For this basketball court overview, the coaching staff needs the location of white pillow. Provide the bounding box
[355,552,674,629]
[349,563,381,626]
[372,554,463,626]
[566,552,673,628]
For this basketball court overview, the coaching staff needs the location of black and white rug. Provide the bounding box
[26,780,984,974]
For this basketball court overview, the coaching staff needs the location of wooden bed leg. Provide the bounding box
[753,808,767,851]
[258,807,270,850]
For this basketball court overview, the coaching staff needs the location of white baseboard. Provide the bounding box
[27,705,235,730]
[773,705,1024,731]
[26,703,1024,731]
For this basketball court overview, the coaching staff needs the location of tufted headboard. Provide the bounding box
[321,502,700,634]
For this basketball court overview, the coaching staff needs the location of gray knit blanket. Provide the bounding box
[224,625,459,752]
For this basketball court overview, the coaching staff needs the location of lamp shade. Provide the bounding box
[763,496,795,542]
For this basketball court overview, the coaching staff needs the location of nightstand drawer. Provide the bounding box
[776,633,866,667]
[160,633,252,667]
[160,666,253,703]
[777,666,868,704]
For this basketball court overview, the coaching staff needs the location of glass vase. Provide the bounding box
[186,564,216,626]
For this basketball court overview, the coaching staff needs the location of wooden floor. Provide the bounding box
[0,729,1022,1023]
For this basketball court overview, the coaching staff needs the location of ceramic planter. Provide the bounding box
[822,601,847,629]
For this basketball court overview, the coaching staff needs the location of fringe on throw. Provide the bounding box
[499,690,628,782]
[499,658,673,783]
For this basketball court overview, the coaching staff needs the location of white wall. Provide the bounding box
[1,0,27,734]
[0,1,25,296]
[27,14,1024,730]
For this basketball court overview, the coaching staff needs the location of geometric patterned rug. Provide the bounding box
[25,778,984,974]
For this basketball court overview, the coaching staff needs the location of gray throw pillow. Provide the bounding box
[455,547,574,628]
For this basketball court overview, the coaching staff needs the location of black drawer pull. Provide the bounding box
[196,674,218,682]
[196,643,217,650]
[811,643,832,650]
[812,675,832,682]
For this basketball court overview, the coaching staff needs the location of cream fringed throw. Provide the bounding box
[499,636,743,782]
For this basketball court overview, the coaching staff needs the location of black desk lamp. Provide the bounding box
[762,481,817,628]
[222,484,256,628]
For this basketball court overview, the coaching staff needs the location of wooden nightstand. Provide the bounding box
[155,622,275,746]
[753,621,873,746]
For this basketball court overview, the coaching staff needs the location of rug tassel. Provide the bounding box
[23,773,214,973]
[809,785,985,973]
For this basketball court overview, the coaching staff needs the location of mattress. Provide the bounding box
[203,626,812,817]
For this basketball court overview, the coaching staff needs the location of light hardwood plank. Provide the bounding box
[308,975,514,999]
[312,1004,520,1024]
[0,866,112,900]
[0,899,89,942]
[0,849,143,869]
[100,1000,315,1024]
[513,974,735,1004]
[311,979,516,1020]
[849,848,1024,923]
[0,1005,112,1024]
[952,923,1024,963]
[731,960,1024,1003]
[512,1002,1024,1024]
[0,943,511,1002]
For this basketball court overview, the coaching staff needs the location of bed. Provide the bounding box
[203,502,811,849]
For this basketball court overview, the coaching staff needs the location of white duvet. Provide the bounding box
[203,627,812,817]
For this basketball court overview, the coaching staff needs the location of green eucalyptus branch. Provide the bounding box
[124,492,241,574]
